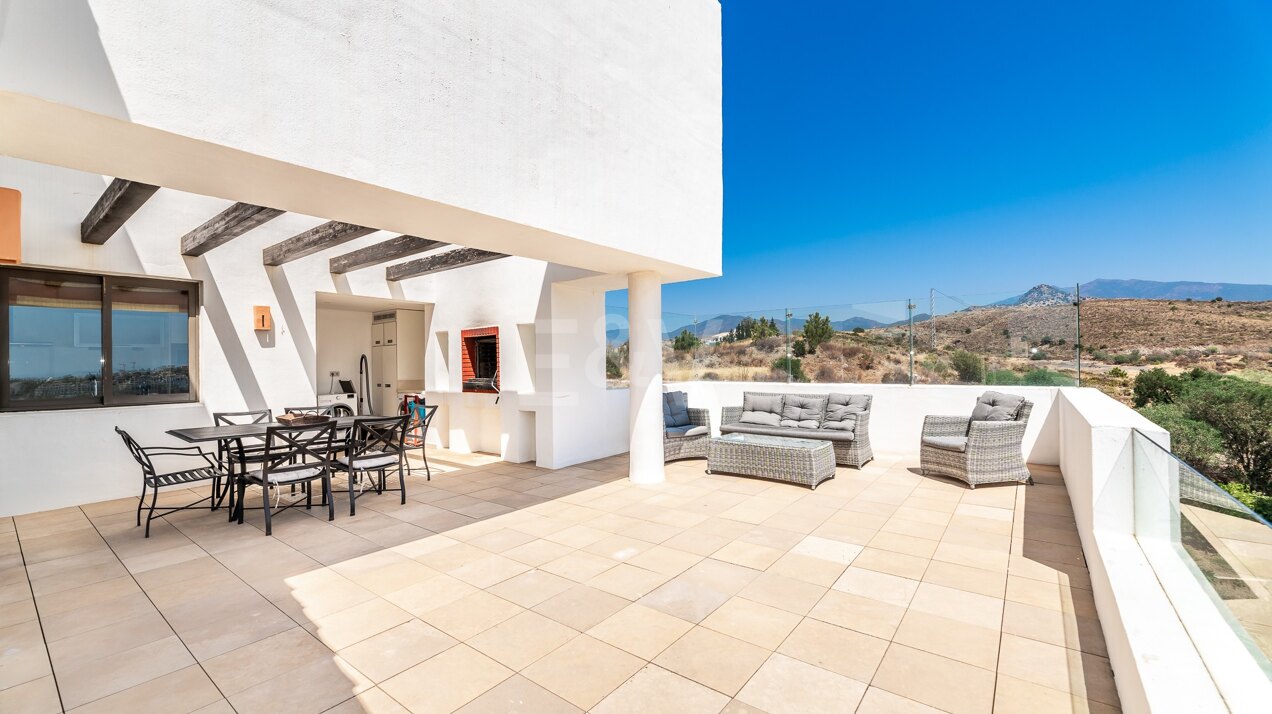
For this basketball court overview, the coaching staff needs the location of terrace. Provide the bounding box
[3,447,1113,714]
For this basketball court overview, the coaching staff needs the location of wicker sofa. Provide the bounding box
[719,392,874,468]
[920,391,1033,488]
[663,391,710,462]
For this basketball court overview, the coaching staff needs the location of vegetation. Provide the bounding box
[726,316,780,341]
[672,329,701,352]
[772,356,807,382]
[801,312,835,354]
[950,350,986,383]
[1133,369,1272,506]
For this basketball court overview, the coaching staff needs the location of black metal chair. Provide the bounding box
[233,423,336,536]
[213,409,273,515]
[280,405,337,417]
[405,402,438,480]
[334,415,410,516]
[115,427,225,537]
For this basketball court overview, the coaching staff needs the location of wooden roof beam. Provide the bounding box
[181,202,284,256]
[329,235,449,274]
[386,247,508,281]
[80,178,159,244]
[262,221,375,266]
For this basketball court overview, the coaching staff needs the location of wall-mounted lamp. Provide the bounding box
[253,305,273,331]
[0,187,20,265]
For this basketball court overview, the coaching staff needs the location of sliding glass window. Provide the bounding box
[1,267,198,410]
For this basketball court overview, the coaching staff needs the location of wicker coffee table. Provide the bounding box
[707,433,836,489]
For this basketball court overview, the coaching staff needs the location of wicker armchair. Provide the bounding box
[664,407,711,462]
[920,394,1033,488]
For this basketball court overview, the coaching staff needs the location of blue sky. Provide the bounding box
[634,0,1272,318]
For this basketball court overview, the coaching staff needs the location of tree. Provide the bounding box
[1132,368,1181,408]
[792,338,807,357]
[1180,376,1272,491]
[672,329,701,352]
[772,356,807,382]
[801,312,834,354]
[950,350,986,383]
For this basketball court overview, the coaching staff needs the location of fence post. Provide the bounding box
[907,299,915,385]
[1075,283,1082,387]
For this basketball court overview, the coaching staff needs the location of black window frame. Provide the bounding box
[1,265,201,412]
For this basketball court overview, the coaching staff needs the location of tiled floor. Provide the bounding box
[1,450,1119,713]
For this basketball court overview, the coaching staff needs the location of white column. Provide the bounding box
[628,270,665,484]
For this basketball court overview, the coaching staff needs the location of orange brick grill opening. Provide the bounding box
[461,326,499,393]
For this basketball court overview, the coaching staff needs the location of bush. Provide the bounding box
[672,329,701,352]
[1180,374,1272,492]
[792,338,807,358]
[1024,369,1073,386]
[881,367,910,384]
[986,369,1022,385]
[605,344,627,379]
[771,356,807,382]
[1107,367,1128,379]
[1220,483,1272,521]
[1112,349,1142,365]
[1133,368,1181,407]
[852,327,865,335]
[950,350,986,383]
[801,312,834,353]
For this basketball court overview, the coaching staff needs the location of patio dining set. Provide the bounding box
[663,389,1034,491]
[115,402,437,537]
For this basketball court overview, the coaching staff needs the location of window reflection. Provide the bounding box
[7,275,103,401]
[111,285,191,397]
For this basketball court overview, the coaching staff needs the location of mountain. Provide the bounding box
[992,284,1074,308]
[661,313,887,341]
[1078,279,1272,302]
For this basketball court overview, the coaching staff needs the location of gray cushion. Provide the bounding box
[970,391,1025,422]
[666,425,709,438]
[822,393,869,431]
[740,392,784,426]
[922,435,968,453]
[663,391,691,428]
[720,422,855,443]
[338,451,399,470]
[780,394,828,429]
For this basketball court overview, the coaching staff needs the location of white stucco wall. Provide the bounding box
[0,0,723,276]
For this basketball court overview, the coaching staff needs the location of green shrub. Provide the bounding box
[801,312,834,353]
[1024,369,1073,386]
[1179,374,1272,492]
[1107,367,1128,379]
[1133,367,1181,407]
[1221,483,1272,522]
[986,369,1022,385]
[1137,403,1224,474]
[950,350,986,383]
[771,356,807,382]
[672,329,701,352]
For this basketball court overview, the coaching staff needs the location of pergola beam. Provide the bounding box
[386,247,508,281]
[80,178,159,244]
[262,221,375,266]
[181,202,284,256]
[329,235,449,274]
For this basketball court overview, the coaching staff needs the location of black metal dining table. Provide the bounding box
[167,417,359,519]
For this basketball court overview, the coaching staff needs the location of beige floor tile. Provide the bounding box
[0,675,61,714]
[766,552,846,587]
[653,627,770,696]
[0,620,53,690]
[809,590,906,640]
[55,634,195,710]
[447,554,532,589]
[736,653,868,714]
[383,573,479,617]
[532,583,630,631]
[486,568,575,608]
[856,686,944,713]
[454,674,582,713]
[522,635,645,709]
[309,597,413,650]
[831,567,920,608]
[324,687,411,714]
[203,627,334,696]
[67,664,222,714]
[339,620,457,683]
[539,551,619,582]
[997,633,1118,705]
[869,531,939,559]
[777,617,888,682]
[586,562,669,600]
[711,541,785,570]
[700,596,801,649]
[892,610,1001,670]
[587,603,694,660]
[501,539,574,567]
[872,643,996,714]
[626,545,704,576]
[381,644,512,714]
[734,567,826,613]
[593,664,730,714]
[849,547,930,580]
[907,582,1003,631]
[468,611,578,670]
[226,653,371,713]
[789,535,864,565]
[921,560,1006,598]
[420,590,524,640]
[993,674,1120,714]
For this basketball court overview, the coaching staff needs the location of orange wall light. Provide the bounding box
[0,187,19,265]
